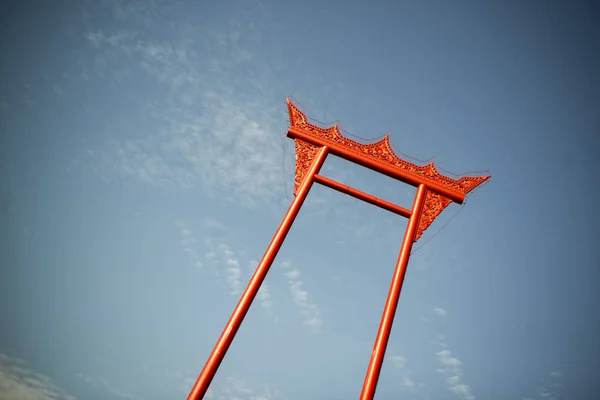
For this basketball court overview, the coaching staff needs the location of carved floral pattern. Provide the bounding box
[415,191,452,242]
[287,99,488,201]
[293,139,319,195]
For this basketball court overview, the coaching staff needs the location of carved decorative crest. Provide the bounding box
[415,191,452,241]
[287,98,489,241]
[293,139,319,195]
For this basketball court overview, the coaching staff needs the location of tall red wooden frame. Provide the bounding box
[187,99,490,400]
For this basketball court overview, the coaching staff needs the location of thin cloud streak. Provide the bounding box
[284,267,323,332]
[218,376,287,400]
[218,243,243,296]
[436,349,474,400]
[0,353,76,400]
[78,373,140,400]
[176,220,203,270]
[386,354,423,392]
[434,307,447,318]
[520,370,565,400]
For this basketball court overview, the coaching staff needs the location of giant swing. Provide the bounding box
[187,99,490,399]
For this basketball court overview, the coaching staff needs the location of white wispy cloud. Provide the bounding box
[176,220,203,270]
[218,243,244,296]
[78,373,139,400]
[431,307,474,399]
[436,349,474,400]
[285,267,322,332]
[0,353,76,400]
[531,370,565,400]
[77,12,291,209]
[177,217,230,278]
[387,355,407,369]
[203,217,227,232]
[219,376,286,400]
[386,355,423,391]
[204,249,218,270]
[434,307,447,318]
[399,375,416,389]
[176,224,275,318]
[519,369,566,400]
[257,283,273,313]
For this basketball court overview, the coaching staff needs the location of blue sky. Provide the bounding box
[1,0,599,399]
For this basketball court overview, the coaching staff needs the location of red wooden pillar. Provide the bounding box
[187,146,329,400]
[359,183,428,400]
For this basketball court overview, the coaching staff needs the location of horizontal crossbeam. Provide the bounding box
[288,127,465,203]
[313,174,412,219]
